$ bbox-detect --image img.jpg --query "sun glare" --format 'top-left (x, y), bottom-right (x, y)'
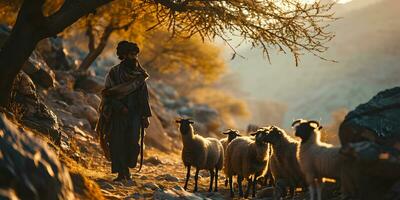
top-left (300, 0), bottom-right (353, 4)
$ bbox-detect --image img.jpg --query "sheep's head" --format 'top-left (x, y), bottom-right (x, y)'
top-left (251, 127), bottom-right (270, 146)
top-left (176, 118), bottom-right (194, 135)
top-left (222, 129), bottom-right (241, 142)
top-left (292, 119), bottom-right (322, 143)
top-left (264, 126), bottom-right (285, 145)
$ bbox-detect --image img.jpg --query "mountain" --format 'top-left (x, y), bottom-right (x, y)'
top-left (227, 0), bottom-right (400, 128)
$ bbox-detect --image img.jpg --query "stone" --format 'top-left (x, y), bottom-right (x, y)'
top-left (339, 87), bottom-right (400, 199)
top-left (7, 72), bottom-right (61, 144)
top-left (144, 182), bottom-right (160, 190)
top-left (156, 174), bottom-right (179, 182)
top-left (74, 75), bottom-right (104, 94)
top-left (86, 93), bottom-right (101, 110)
top-left (144, 156), bottom-right (163, 166)
top-left (36, 37), bottom-right (75, 70)
top-left (153, 186), bottom-right (207, 200)
top-left (55, 71), bottom-right (75, 90)
top-left (0, 114), bottom-right (74, 199)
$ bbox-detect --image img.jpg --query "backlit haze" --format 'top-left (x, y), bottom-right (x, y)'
top-left (221, 0), bottom-right (399, 128)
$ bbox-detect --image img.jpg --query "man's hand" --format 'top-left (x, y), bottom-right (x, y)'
top-left (141, 117), bottom-right (150, 128)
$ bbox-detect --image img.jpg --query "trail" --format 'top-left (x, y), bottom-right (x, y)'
top-left (77, 136), bottom-right (232, 199)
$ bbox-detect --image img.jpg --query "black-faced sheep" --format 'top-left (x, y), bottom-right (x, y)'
top-left (263, 126), bottom-right (306, 199)
top-left (293, 119), bottom-right (343, 200)
top-left (219, 129), bottom-right (241, 186)
top-left (176, 118), bottom-right (224, 192)
top-left (224, 128), bottom-right (270, 198)
top-left (220, 129), bottom-right (241, 151)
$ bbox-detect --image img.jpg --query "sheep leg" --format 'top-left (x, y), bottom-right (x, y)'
top-left (184, 166), bottom-right (191, 191)
top-left (308, 185), bottom-right (315, 200)
top-left (193, 168), bottom-right (199, 192)
top-left (229, 176), bottom-right (234, 197)
top-left (244, 177), bottom-right (251, 198)
top-left (289, 186), bottom-right (295, 199)
top-left (238, 175), bottom-right (244, 197)
top-left (252, 175), bottom-right (258, 197)
top-left (316, 179), bottom-right (322, 200)
top-left (214, 168), bottom-right (219, 192)
top-left (208, 169), bottom-right (215, 192)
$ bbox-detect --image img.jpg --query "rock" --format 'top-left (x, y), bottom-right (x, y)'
top-left (55, 71), bottom-right (75, 90)
top-left (339, 87), bottom-right (400, 199)
top-left (36, 37), bottom-right (75, 70)
top-left (144, 182), bottom-right (160, 190)
top-left (0, 114), bottom-right (74, 199)
top-left (7, 72), bottom-right (61, 144)
top-left (86, 93), bottom-right (101, 110)
top-left (153, 186), bottom-right (206, 200)
top-left (156, 174), bottom-right (179, 182)
top-left (57, 87), bottom-right (86, 105)
top-left (144, 156), bottom-right (163, 166)
top-left (74, 75), bottom-right (104, 94)
top-left (69, 105), bottom-right (98, 129)
top-left (22, 50), bottom-right (56, 89)
top-left (145, 114), bottom-right (173, 152)
top-left (339, 87), bottom-right (400, 145)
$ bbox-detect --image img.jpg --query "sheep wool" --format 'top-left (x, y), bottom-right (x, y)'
top-left (264, 126), bottom-right (305, 199)
top-left (176, 118), bottom-right (224, 193)
top-left (224, 129), bottom-right (270, 198)
top-left (293, 119), bottom-right (343, 200)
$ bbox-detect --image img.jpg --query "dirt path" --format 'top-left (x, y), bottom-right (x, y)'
top-left (79, 141), bottom-right (233, 200)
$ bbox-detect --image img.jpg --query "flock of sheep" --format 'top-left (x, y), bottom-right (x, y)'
top-left (175, 118), bottom-right (347, 200)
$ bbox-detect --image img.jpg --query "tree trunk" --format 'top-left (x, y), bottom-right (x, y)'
top-left (0, 1), bottom-right (45, 106)
top-left (0, 0), bottom-right (112, 107)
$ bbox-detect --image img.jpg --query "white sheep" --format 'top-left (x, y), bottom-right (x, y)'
top-left (263, 125), bottom-right (306, 199)
top-left (176, 118), bottom-right (224, 192)
top-left (224, 128), bottom-right (270, 198)
top-left (293, 119), bottom-right (343, 200)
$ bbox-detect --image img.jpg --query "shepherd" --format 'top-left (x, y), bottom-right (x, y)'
top-left (96, 41), bottom-right (151, 181)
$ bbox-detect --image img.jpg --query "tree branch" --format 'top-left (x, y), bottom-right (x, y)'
top-left (44, 0), bottom-right (113, 37)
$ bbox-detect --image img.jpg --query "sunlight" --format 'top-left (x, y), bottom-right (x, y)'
top-left (300, 0), bottom-right (353, 4)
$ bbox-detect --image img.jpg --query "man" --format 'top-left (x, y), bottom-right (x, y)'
top-left (96, 41), bottom-right (151, 181)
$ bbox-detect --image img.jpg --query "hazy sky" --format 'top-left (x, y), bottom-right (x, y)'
top-left (221, 0), bottom-right (399, 128)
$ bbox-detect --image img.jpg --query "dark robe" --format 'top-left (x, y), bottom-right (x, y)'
top-left (96, 60), bottom-right (151, 174)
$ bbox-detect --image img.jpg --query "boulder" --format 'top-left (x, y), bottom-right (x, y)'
top-left (55, 71), bottom-right (75, 90)
top-left (0, 114), bottom-right (74, 199)
top-left (69, 105), bottom-right (98, 129)
top-left (339, 87), bottom-right (400, 145)
top-left (36, 37), bottom-right (75, 70)
top-left (339, 87), bottom-right (400, 199)
top-left (22, 51), bottom-right (55, 89)
top-left (8, 72), bottom-right (61, 144)
top-left (145, 115), bottom-right (173, 152)
top-left (85, 93), bottom-right (101, 110)
top-left (74, 75), bottom-right (104, 94)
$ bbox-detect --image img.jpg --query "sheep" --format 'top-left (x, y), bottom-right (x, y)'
top-left (176, 118), bottom-right (224, 192)
top-left (292, 119), bottom-right (344, 200)
top-left (263, 125), bottom-right (306, 199)
top-left (224, 128), bottom-right (270, 198)
top-left (219, 129), bottom-right (241, 186)
top-left (220, 129), bottom-right (241, 151)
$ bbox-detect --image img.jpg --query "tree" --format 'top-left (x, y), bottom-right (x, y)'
top-left (0, 0), bottom-right (335, 106)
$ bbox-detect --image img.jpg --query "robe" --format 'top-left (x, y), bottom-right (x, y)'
top-left (96, 60), bottom-right (151, 173)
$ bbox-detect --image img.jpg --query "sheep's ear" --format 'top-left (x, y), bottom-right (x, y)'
top-left (188, 119), bottom-right (194, 124)
top-left (308, 120), bottom-right (320, 128)
top-left (318, 126), bottom-right (323, 130)
top-left (250, 131), bottom-right (260, 136)
top-left (175, 119), bottom-right (181, 123)
top-left (292, 119), bottom-right (303, 127)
